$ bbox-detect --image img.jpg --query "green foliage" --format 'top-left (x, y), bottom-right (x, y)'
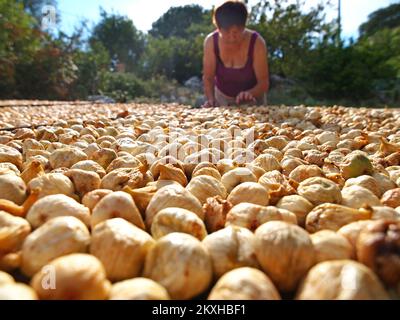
top-left (356, 27), bottom-right (400, 78)
top-left (359, 3), bottom-right (400, 38)
top-left (299, 44), bottom-right (375, 102)
top-left (98, 72), bottom-right (148, 102)
top-left (356, 26), bottom-right (400, 104)
top-left (15, 43), bottom-right (78, 100)
top-left (140, 36), bottom-right (201, 83)
top-left (0, 0), bottom-right (42, 96)
top-left (90, 9), bottom-right (145, 73)
top-left (248, 0), bottom-right (336, 78)
top-left (70, 42), bottom-right (110, 99)
top-left (0, 1), bottom-right (89, 99)
top-left (149, 5), bottom-right (209, 38)
top-left (298, 24), bottom-right (400, 104)
top-left (142, 6), bottom-right (213, 83)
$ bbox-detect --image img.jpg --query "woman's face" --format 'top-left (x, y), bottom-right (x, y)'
top-left (218, 25), bottom-right (245, 45)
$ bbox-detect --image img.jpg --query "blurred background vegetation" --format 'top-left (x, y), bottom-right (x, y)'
top-left (0, 0), bottom-right (399, 107)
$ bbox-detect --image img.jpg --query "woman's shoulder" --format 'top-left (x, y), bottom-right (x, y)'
top-left (246, 29), bottom-right (265, 41)
top-left (204, 31), bottom-right (218, 55)
top-left (204, 30), bottom-right (217, 50)
top-left (205, 30), bottom-right (218, 40)
top-left (246, 29), bottom-right (266, 48)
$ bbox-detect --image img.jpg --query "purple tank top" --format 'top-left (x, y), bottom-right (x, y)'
top-left (214, 31), bottom-right (258, 97)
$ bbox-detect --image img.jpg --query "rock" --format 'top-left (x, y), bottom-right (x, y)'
top-left (184, 77), bottom-right (203, 91)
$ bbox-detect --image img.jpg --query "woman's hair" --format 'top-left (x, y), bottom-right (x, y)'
top-left (213, 1), bottom-right (248, 30)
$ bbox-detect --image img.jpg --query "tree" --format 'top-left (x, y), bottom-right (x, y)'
top-left (0, 0), bottom-right (42, 97)
top-left (298, 44), bottom-right (376, 102)
top-left (355, 26), bottom-right (400, 104)
top-left (140, 36), bottom-right (198, 83)
top-left (141, 5), bottom-right (213, 83)
top-left (0, 0), bottom-right (90, 99)
top-left (90, 9), bottom-right (145, 73)
top-left (297, 24), bottom-right (400, 104)
top-left (247, 0), bottom-right (336, 78)
top-left (359, 3), bottom-right (400, 38)
top-left (149, 5), bottom-right (209, 38)
top-left (14, 43), bottom-right (78, 100)
top-left (70, 41), bottom-right (110, 99)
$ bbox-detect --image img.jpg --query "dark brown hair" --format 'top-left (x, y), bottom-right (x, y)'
top-left (213, 1), bottom-right (248, 30)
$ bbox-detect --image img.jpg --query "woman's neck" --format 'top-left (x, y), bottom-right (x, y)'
top-left (219, 29), bottom-right (248, 50)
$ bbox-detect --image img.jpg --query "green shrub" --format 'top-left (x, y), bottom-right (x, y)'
top-left (98, 72), bottom-right (148, 102)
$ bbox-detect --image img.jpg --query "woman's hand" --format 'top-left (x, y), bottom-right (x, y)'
top-left (236, 91), bottom-right (256, 105)
top-left (201, 100), bottom-right (216, 108)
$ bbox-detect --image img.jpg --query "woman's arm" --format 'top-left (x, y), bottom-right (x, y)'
top-left (237, 36), bottom-right (269, 104)
top-left (202, 35), bottom-right (217, 107)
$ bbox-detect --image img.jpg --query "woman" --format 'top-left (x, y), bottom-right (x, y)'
top-left (202, 0), bottom-right (269, 107)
